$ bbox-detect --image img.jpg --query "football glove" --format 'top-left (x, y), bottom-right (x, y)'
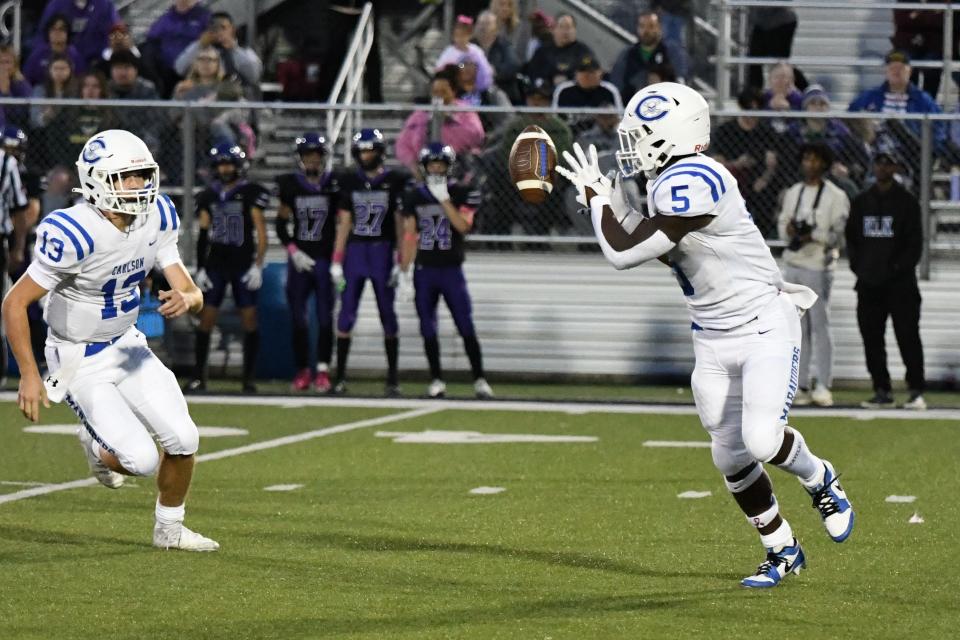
top-left (287, 244), bottom-right (316, 272)
top-left (557, 143), bottom-right (611, 200)
top-left (194, 268), bottom-right (213, 292)
top-left (388, 263), bottom-right (402, 288)
top-left (330, 261), bottom-right (345, 292)
top-left (425, 174), bottom-right (451, 203)
top-left (241, 264), bottom-right (262, 291)
top-left (397, 268), bottom-right (414, 302)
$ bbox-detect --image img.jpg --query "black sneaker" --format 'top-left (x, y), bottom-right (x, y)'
top-left (860, 390), bottom-right (894, 409)
top-left (183, 378), bottom-right (206, 394)
top-left (242, 380), bottom-right (257, 394)
top-left (384, 383), bottom-right (401, 398)
top-left (331, 380), bottom-right (348, 395)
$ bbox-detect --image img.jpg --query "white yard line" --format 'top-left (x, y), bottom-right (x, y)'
top-left (0, 407), bottom-right (440, 506)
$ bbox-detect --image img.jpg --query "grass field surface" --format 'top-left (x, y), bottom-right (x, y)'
top-left (1, 392), bottom-right (957, 639)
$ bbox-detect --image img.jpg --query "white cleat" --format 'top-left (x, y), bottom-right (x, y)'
top-left (902, 393), bottom-right (927, 410)
top-left (474, 377), bottom-right (494, 399)
top-left (806, 460), bottom-right (854, 543)
top-left (811, 384), bottom-right (834, 407)
top-left (427, 379), bottom-right (446, 398)
top-left (792, 389), bottom-right (812, 406)
top-left (153, 522), bottom-right (220, 552)
top-left (77, 426), bottom-right (124, 489)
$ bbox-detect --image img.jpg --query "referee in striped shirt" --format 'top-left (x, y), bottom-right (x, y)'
top-left (0, 145), bottom-right (28, 383)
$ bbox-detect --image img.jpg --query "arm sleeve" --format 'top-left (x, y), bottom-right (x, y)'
top-left (470, 44), bottom-right (494, 92)
top-left (777, 186), bottom-right (794, 242)
top-left (155, 194), bottom-right (182, 269)
top-left (899, 197), bottom-right (924, 270)
top-left (650, 172), bottom-right (722, 217)
top-left (845, 199), bottom-right (860, 272)
top-left (174, 40), bottom-right (200, 77)
top-left (196, 227), bottom-right (209, 270)
top-left (230, 47), bottom-right (263, 85)
top-left (591, 195), bottom-right (676, 270)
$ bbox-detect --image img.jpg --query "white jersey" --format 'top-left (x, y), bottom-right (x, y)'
top-left (646, 155), bottom-right (782, 330)
top-left (27, 194), bottom-right (182, 344)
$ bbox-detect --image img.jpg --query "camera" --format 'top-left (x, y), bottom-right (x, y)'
top-left (788, 220), bottom-right (814, 251)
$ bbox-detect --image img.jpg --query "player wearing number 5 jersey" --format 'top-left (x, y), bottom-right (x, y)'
top-left (558, 83), bottom-right (854, 588)
top-left (399, 143), bottom-right (493, 400)
top-left (1, 129), bottom-right (218, 551)
top-left (331, 129), bottom-right (410, 397)
top-left (275, 133), bottom-right (342, 392)
top-left (188, 143), bottom-right (269, 394)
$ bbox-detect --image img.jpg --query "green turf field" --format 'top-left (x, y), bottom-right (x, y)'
top-left (1, 396), bottom-right (958, 639)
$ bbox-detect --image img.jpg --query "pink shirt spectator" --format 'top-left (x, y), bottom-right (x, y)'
top-left (396, 101), bottom-right (485, 170)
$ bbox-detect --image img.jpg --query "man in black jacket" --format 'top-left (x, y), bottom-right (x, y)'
top-left (845, 151), bottom-right (926, 410)
top-left (610, 11), bottom-right (674, 101)
top-left (524, 13), bottom-right (595, 87)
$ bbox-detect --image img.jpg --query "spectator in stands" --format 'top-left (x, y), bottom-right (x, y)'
top-left (746, 5), bottom-right (800, 90)
top-left (610, 12), bottom-right (673, 103)
top-left (0, 45), bottom-right (32, 129)
top-left (763, 62), bottom-right (803, 111)
top-left (490, 0), bottom-right (520, 44)
top-left (525, 10), bottom-right (555, 62)
top-left (575, 103), bottom-right (621, 174)
top-left (846, 150), bottom-right (926, 410)
top-left (525, 13), bottom-right (595, 86)
top-left (30, 54), bottom-right (79, 130)
top-left (95, 21), bottom-right (143, 78)
top-left (143, 0), bottom-right (211, 97)
top-left (313, 1), bottom-right (384, 103)
top-left (790, 84), bottom-right (870, 189)
top-left (108, 50), bottom-right (161, 152)
top-left (175, 11), bottom-right (263, 92)
top-left (651, 1), bottom-right (690, 81)
top-left (553, 56), bottom-right (623, 135)
top-left (48, 70), bottom-right (118, 168)
top-left (436, 15), bottom-right (495, 94)
top-left (499, 78), bottom-right (573, 165)
top-left (453, 61), bottom-right (511, 136)
top-left (892, 1), bottom-right (950, 101)
top-left (848, 50), bottom-right (946, 161)
top-left (23, 14), bottom-right (87, 87)
top-left (474, 10), bottom-right (523, 104)
top-left (711, 87), bottom-right (793, 237)
top-left (777, 142), bottom-right (850, 408)
top-left (396, 70), bottom-right (485, 175)
top-left (32, 0), bottom-right (118, 70)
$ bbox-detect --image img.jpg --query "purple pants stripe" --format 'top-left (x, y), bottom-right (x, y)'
top-left (414, 264), bottom-right (475, 339)
top-left (337, 241), bottom-right (398, 335)
top-left (286, 258), bottom-right (335, 329)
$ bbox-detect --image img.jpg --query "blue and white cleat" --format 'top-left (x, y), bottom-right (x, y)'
top-left (741, 538), bottom-right (806, 588)
top-left (807, 460), bottom-right (854, 542)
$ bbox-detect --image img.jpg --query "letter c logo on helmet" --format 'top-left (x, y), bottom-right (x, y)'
top-left (635, 95), bottom-right (670, 122)
top-left (82, 138), bottom-right (107, 164)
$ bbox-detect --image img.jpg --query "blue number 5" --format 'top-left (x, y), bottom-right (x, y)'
top-left (670, 185), bottom-right (690, 212)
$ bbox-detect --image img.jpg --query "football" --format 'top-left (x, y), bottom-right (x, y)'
top-left (509, 125), bottom-right (557, 204)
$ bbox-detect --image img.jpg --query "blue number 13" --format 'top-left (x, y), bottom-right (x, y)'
top-left (101, 270), bottom-right (147, 319)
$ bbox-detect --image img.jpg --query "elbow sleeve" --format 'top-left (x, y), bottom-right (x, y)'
top-left (591, 195), bottom-right (676, 269)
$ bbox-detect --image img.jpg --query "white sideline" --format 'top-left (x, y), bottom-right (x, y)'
top-left (0, 407), bottom-right (440, 506)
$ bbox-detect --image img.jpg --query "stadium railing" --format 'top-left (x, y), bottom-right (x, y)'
top-left (2, 96), bottom-right (957, 279)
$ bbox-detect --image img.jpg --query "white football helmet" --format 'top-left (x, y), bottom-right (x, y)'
top-left (75, 129), bottom-right (160, 215)
top-left (616, 82), bottom-right (711, 178)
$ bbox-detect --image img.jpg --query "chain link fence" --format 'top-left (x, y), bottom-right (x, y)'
top-left (4, 98), bottom-right (960, 270)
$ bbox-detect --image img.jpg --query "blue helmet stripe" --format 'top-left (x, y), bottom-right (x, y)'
top-left (40, 218), bottom-right (85, 259)
top-left (47, 211), bottom-right (94, 255)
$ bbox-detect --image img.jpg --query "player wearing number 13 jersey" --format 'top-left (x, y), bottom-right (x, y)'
top-left (558, 83), bottom-right (853, 588)
top-left (1, 129), bottom-right (218, 551)
top-left (275, 132), bottom-right (342, 392)
top-left (399, 142), bottom-right (493, 400)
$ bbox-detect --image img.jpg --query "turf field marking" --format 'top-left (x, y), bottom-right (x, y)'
top-left (469, 486), bottom-right (506, 495)
top-left (886, 495), bottom-right (917, 503)
top-left (0, 481), bottom-right (50, 487)
top-left (374, 430), bottom-right (598, 444)
top-left (23, 424), bottom-right (250, 438)
top-left (0, 407), bottom-right (440, 506)
top-left (644, 440), bottom-right (711, 448)
top-left (909, 513), bottom-right (925, 524)
top-left (677, 490), bottom-right (712, 499)
top-left (263, 484), bottom-right (304, 492)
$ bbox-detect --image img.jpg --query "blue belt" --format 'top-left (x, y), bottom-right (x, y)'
top-left (691, 316), bottom-right (758, 332)
top-left (84, 335), bottom-right (122, 357)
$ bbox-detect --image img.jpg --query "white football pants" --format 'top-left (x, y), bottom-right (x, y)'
top-left (46, 327), bottom-right (199, 476)
top-left (690, 293), bottom-right (803, 476)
